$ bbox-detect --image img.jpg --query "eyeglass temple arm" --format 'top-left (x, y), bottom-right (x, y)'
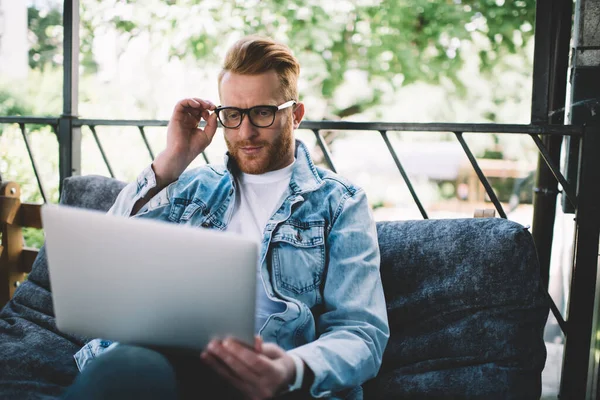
top-left (277, 100), bottom-right (296, 110)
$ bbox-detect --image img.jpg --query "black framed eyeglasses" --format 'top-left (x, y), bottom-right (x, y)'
top-left (215, 100), bottom-right (296, 129)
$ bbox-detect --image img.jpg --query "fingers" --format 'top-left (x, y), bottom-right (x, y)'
top-left (183, 110), bottom-right (201, 127)
top-left (175, 97), bottom-right (216, 139)
top-left (203, 340), bottom-right (262, 383)
top-left (202, 111), bottom-right (219, 139)
top-left (192, 97), bottom-right (216, 110)
top-left (201, 109), bottom-right (210, 121)
top-left (174, 98), bottom-right (216, 120)
top-left (254, 335), bottom-right (263, 352)
top-left (201, 338), bottom-right (286, 400)
top-left (223, 339), bottom-right (269, 373)
top-left (176, 98), bottom-right (215, 110)
top-left (260, 343), bottom-right (286, 359)
top-left (200, 351), bottom-right (254, 395)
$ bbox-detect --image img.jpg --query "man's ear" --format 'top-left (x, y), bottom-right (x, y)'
top-left (292, 103), bottom-right (305, 129)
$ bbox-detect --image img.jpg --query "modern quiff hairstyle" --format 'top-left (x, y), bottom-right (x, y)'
top-left (218, 36), bottom-right (300, 102)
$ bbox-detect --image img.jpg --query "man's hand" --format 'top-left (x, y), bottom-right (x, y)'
top-left (201, 336), bottom-right (296, 400)
top-left (153, 98), bottom-right (218, 186)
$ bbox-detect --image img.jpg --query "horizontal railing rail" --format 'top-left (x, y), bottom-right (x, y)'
top-left (0, 117), bottom-right (587, 135)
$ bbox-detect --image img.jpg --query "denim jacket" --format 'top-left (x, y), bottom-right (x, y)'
top-left (74, 140), bottom-right (389, 398)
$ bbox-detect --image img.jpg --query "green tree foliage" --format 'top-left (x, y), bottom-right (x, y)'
top-left (0, 89), bottom-right (31, 118)
top-left (28, 0), bottom-right (535, 118)
top-left (27, 6), bottom-right (62, 69)
top-left (28, 4), bottom-right (97, 72)
top-left (0, 88), bottom-right (32, 136)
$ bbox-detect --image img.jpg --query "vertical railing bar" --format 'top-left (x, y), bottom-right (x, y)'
top-left (312, 129), bottom-right (337, 173)
top-left (137, 126), bottom-right (155, 161)
top-left (89, 125), bottom-right (115, 178)
top-left (59, 0), bottom-right (80, 196)
top-left (530, 133), bottom-right (577, 208)
top-left (454, 132), bottom-right (507, 219)
top-left (560, 124), bottom-right (600, 398)
top-left (201, 152), bottom-right (210, 164)
top-left (18, 123), bottom-right (48, 203)
top-left (380, 130), bottom-right (429, 219)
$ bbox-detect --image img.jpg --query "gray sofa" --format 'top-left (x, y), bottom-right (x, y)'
top-left (0, 175), bottom-right (549, 399)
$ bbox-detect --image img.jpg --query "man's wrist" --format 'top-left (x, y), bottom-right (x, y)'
top-left (152, 152), bottom-right (186, 187)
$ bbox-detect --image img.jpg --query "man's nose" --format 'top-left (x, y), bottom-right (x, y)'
top-left (238, 115), bottom-right (258, 140)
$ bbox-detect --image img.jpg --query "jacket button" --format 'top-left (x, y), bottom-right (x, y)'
top-left (201, 222), bottom-right (210, 228)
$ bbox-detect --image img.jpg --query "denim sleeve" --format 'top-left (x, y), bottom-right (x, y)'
top-left (288, 189), bottom-right (390, 397)
top-left (107, 164), bottom-right (172, 217)
top-left (73, 339), bottom-right (120, 372)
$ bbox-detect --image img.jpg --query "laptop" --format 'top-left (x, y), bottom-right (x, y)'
top-left (41, 204), bottom-right (258, 352)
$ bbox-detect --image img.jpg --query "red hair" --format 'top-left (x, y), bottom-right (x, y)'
top-left (218, 36), bottom-right (300, 101)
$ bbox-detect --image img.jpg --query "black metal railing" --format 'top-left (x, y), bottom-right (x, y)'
top-left (0, 116), bottom-right (583, 218)
top-left (0, 117), bottom-right (58, 203)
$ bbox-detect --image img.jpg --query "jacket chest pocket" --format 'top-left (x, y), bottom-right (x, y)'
top-left (270, 221), bottom-right (325, 307)
top-left (169, 199), bottom-right (206, 224)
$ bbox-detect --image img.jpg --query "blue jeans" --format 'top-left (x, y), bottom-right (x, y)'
top-left (61, 345), bottom-right (303, 400)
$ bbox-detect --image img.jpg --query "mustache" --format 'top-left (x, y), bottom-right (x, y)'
top-left (233, 140), bottom-right (270, 149)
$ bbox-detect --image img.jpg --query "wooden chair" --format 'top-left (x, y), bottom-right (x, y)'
top-left (473, 208), bottom-right (496, 218)
top-left (0, 181), bottom-right (42, 308)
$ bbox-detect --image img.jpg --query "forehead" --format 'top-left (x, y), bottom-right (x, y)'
top-left (219, 70), bottom-right (283, 107)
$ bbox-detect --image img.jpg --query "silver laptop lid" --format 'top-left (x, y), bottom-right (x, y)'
top-left (42, 204), bottom-right (258, 351)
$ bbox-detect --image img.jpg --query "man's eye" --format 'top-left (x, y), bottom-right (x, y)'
top-left (226, 111), bottom-right (241, 120)
top-left (253, 108), bottom-right (272, 117)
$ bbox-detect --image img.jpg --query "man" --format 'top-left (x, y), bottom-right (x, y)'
top-left (63, 36), bottom-right (389, 400)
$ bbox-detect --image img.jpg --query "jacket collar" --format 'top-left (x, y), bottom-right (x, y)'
top-left (223, 139), bottom-right (323, 195)
top-left (289, 139), bottom-right (323, 195)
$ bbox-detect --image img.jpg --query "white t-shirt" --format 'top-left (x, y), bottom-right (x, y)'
top-left (226, 160), bottom-right (295, 333)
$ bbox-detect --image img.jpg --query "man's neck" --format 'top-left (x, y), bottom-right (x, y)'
top-left (238, 159), bottom-right (296, 184)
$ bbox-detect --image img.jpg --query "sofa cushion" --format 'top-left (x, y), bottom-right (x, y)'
top-left (365, 218), bottom-right (549, 399)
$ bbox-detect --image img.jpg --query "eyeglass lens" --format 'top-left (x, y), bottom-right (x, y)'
top-left (219, 106), bottom-right (275, 128)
